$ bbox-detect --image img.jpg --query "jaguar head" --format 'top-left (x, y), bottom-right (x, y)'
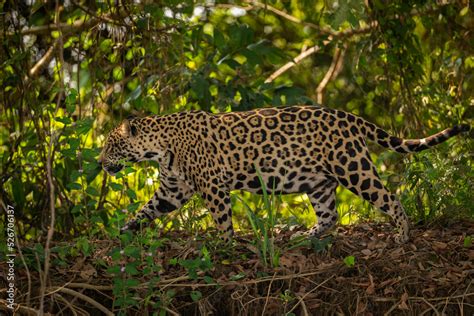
top-left (98, 119), bottom-right (140, 175)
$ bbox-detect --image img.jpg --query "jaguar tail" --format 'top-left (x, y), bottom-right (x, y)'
top-left (363, 122), bottom-right (470, 153)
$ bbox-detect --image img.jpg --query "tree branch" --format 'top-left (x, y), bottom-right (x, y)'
top-left (26, 40), bottom-right (59, 80)
top-left (6, 17), bottom-right (99, 37)
top-left (316, 45), bottom-right (347, 104)
top-left (244, 0), bottom-right (377, 38)
top-left (39, 3), bottom-right (64, 314)
top-left (265, 45), bottom-right (320, 83)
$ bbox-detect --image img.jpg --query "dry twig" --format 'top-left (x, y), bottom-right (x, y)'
top-left (46, 287), bottom-right (114, 316)
top-left (38, 3), bottom-right (63, 314)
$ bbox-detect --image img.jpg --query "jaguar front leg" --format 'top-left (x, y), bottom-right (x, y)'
top-left (121, 176), bottom-right (194, 233)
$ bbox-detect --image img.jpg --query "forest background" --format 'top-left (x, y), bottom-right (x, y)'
top-left (0, 0), bottom-right (473, 315)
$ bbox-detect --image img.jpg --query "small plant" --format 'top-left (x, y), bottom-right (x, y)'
top-left (464, 236), bottom-right (472, 248)
top-left (401, 151), bottom-right (473, 223)
top-left (289, 235), bottom-right (333, 253)
top-left (107, 223), bottom-right (168, 314)
top-left (171, 245), bottom-right (214, 280)
top-left (239, 167), bottom-right (281, 268)
top-left (343, 255), bottom-right (356, 267)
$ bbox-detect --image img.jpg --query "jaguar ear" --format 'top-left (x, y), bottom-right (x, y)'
top-left (119, 119), bottom-right (138, 137)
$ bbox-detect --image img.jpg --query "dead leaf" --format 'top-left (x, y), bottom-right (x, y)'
top-left (398, 292), bottom-right (410, 310)
top-left (80, 264), bottom-right (97, 280)
top-left (417, 262), bottom-right (425, 270)
top-left (357, 300), bottom-right (367, 313)
top-left (71, 257), bottom-right (85, 271)
top-left (245, 244), bottom-right (260, 255)
top-left (389, 247), bottom-right (405, 258)
top-left (432, 241), bottom-right (448, 251)
top-left (366, 274), bottom-right (375, 295)
top-left (384, 287), bottom-right (395, 295)
top-left (279, 256), bottom-right (294, 268)
top-left (361, 249), bottom-right (372, 256)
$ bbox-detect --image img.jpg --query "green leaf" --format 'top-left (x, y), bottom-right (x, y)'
top-left (61, 148), bottom-right (77, 158)
top-left (221, 57), bottom-right (241, 70)
top-left (99, 39), bottom-right (113, 52)
top-left (82, 148), bottom-right (99, 161)
top-left (465, 56), bottom-right (474, 69)
top-left (241, 48), bottom-right (262, 67)
top-left (110, 182), bottom-right (123, 191)
top-left (11, 177), bottom-right (25, 208)
top-left (343, 255), bottom-right (355, 267)
top-left (75, 118), bottom-right (94, 135)
top-left (203, 276), bottom-right (215, 284)
top-left (190, 74), bottom-right (211, 107)
top-left (229, 272), bottom-right (246, 281)
top-left (83, 160), bottom-right (99, 172)
top-left (113, 66), bottom-right (124, 80)
top-left (67, 182), bottom-right (82, 190)
top-left (107, 265), bottom-right (121, 274)
top-left (85, 164), bottom-right (102, 183)
top-left (68, 138), bottom-right (80, 150)
top-left (127, 202), bottom-right (141, 213)
top-left (125, 278), bottom-right (140, 287)
top-left (65, 89), bottom-right (77, 114)
top-left (166, 289), bottom-right (176, 299)
top-left (85, 186), bottom-right (100, 196)
top-left (125, 263), bottom-right (139, 275)
top-left (459, 6), bottom-right (469, 17)
top-left (76, 237), bottom-right (90, 255)
top-left (169, 258), bottom-right (178, 265)
top-left (464, 236), bottom-right (472, 248)
top-left (71, 205), bottom-right (83, 214)
top-left (124, 245), bottom-right (141, 258)
top-left (55, 116), bottom-right (72, 125)
top-left (126, 189), bottom-right (137, 200)
top-left (190, 290), bottom-right (202, 302)
top-left (213, 29), bottom-right (226, 50)
top-left (229, 24), bottom-right (253, 49)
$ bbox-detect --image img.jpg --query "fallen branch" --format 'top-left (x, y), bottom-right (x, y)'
top-left (66, 282), bottom-right (114, 291)
top-left (287, 275), bottom-right (335, 314)
top-left (261, 272), bottom-right (277, 315)
top-left (0, 299), bottom-right (39, 316)
top-left (46, 287), bottom-right (114, 316)
top-left (54, 293), bottom-right (80, 316)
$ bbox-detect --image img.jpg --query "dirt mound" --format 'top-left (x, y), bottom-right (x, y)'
top-left (1, 221), bottom-right (473, 315)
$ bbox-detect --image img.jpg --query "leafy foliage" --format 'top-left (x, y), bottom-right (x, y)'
top-left (0, 1), bottom-right (473, 314)
top-left (0, 0), bottom-right (473, 269)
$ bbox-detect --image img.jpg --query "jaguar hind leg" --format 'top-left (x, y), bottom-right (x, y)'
top-left (202, 186), bottom-right (234, 242)
top-left (337, 153), bottom-right (410, 243)
top-left (291, 178), bottom-right (338, 239)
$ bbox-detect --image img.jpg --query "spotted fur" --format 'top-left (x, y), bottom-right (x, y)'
top-left (98, 106), bottom-right (469, 243)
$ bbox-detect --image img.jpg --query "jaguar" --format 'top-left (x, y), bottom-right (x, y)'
top-left (98, 105), bottom-right (469, 243)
